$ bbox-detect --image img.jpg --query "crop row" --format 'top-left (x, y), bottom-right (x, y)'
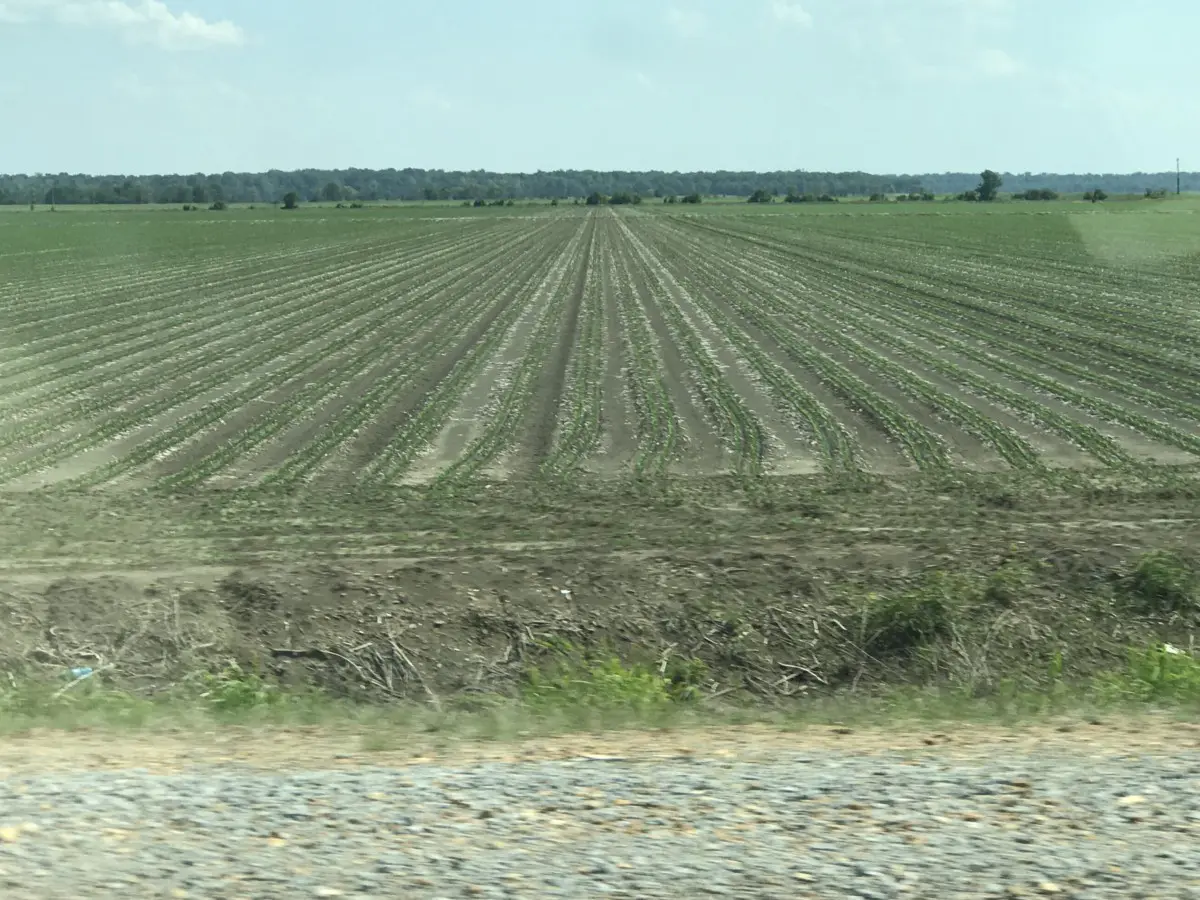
top-left (615, 217), bottom-right (768, 479)
top-left (673, 218), bottom-right (1193, 470)
top-left (738, 238), bottom-right (1200, 462)
top-left (634, 220), bottom-right (947, 473)
top-left (691, 218), bottom-right (1199, 466)
top-left (426, 218), bottom-right (596, 488)
top-left (342, 219), bottom-right (586, 488)
top-left (163, 222), bottom-right (571, 489)
top-left (0, 220), bottom-right (557, 486)
top-left (652, 219), bottom-right (1046, 470)
top-left (727, 217), bottom-right (1200, 388)
top-left (540, 218), bottom-right (607, 478)
top-left (0, 229), bottom-right (486, 418)
top-left (603, 219), bottom-right (683, 477)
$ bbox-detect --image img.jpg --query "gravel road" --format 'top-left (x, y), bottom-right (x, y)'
top-left (1, 724), bottom-right (1198, 899)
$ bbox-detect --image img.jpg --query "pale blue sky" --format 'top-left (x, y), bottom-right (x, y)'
top-left (0, 0), bottom-right (1194, 175)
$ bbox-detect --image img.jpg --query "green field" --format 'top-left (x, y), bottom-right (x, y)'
top-left (2, 199), bottom-right (1199, 700)
top-left (3, 198), bottom-right (1200, 489)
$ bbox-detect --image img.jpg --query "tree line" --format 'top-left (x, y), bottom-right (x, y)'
top-left (0, 167), bottom-right (1191, 206)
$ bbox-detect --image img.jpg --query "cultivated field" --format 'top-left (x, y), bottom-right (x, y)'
top-left (3, 200), bottom-right (1200, 700)
top-left (3, 200), bottom-right (1200, 491)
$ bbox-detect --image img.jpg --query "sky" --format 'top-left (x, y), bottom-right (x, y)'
top-left (0, 0), bottom-right (1196, 176)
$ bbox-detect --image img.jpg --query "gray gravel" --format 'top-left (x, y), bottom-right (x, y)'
top-left (1, 749), bottom-right (1198, 899)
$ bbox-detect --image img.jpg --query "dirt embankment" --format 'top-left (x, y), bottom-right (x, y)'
top-left (2, 474), bottom-right (1198, 701)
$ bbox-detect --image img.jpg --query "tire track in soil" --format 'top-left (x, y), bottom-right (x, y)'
top-left (521, 213), bottom-right (597, 474)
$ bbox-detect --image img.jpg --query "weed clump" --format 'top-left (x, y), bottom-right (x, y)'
top-left (522, 638), bottom-right (707, 714)
top-left (983, 563), bottom-right (1032, 607)
top-left (1096, 643), bottom-right (1200, 704)
top-left (864, 573), bottom-right (958, 656)
top-left (1121, 551), bottom-right (1196, 614)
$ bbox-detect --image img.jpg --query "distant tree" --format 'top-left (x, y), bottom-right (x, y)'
top-left (209, 200), bottom-right (228, 211)
top-left (869, 192), bottom-right (887, 202)
top-left (282, 191), bottom-right (299, 210)
top-left (191, 184), bottom-right (208, 205)
top-left (585, 191), bottom-right (605, 206)
top-left (321, 182), bottom-right (343, 203)
top-left (977, 169), bottom-right (1003, 202)
top-left (609, 191), bottom-right (638, 205)
top-left (1083, 189), bottom-right (1108, 203)
top-left (1145, 188), bottom-right (1168, 199)
top-left (748, 189), bottom-right (774, 204)
top-left (681, 193), bottom-right (702, 204)
top-left (957, 189), bottom-right (980, 202)
top-left (817, 193), bottom-right (838, 203)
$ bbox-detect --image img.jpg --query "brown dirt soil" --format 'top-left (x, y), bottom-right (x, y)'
top-left (1, 471), bottom-right (1198, 701)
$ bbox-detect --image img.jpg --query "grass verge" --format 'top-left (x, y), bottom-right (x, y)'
top-left (2, 642), bottom-right (1198, 743)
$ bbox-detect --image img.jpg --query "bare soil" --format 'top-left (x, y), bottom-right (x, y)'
top-left (2, 472), bottom-right (1197, 702)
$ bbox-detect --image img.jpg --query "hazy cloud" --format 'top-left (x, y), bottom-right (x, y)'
top-left (940, 0), bottom-right (1013, 30)
top-left (976, 47), bottom-right (1024, 77)
top-left (0, 0), bottom-right (244, 48)
top-left (406, 86), bottom-right (454, 113)
top-left (664, 5), bottom-right (706, 38)
top-left (769, 1), bottom-right (812, 28)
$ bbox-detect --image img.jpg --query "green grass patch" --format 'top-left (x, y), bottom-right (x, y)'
top-left (2, 642), bottom-right (1197, 739)
top-left (1120, 550), bottom-right (1198, 614)
top-left (862, 572), bottom-right (962, 656)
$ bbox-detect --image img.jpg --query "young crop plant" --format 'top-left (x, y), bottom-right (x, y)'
top-left (431, 220), bottom-right (594, 489)
top-left (541, 224), bottom-right (607, 479)
top-left (356, 231), bottom-right (572, 487)
top-left (615, 217), bottom-right (768, 481)
top-left (606, 229), bottom-right (683, 478)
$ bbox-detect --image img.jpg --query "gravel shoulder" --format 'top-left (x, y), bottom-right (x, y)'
top-left (1, 719), bottom-right (1198, 899)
